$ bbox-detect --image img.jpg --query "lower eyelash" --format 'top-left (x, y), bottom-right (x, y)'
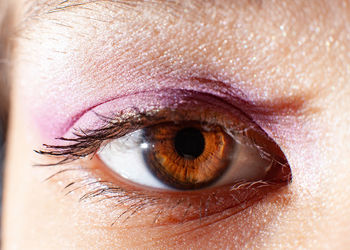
top-left (42, 163), bottom-right (290, 227)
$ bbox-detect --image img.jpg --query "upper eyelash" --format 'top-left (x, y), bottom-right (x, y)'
top-left (34, 111), bottom-right (167, 165)
top-left (34, 109), bottom-right (290, 185)
top-left (35, 109), bottom-right (249, 165)
top-left (35, 109), bottom-right (269, 164)
top-left (35, 90), bottom-right (267, 166)
top-left (34, 108), bottom-right (291, 226)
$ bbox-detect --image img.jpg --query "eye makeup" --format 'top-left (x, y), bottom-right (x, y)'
top-left (62, 89), bottom-right (254, 139)
top-left (28, 78), bottom-right (252, 142)
top-left (36, 87), bottom-right (291, 225)
top-left (29, 76), bottom-right (302, 146)
top-left (37, 89), bottom-right (255, 161)
top-left (18, 0), bottom-right (298, 229)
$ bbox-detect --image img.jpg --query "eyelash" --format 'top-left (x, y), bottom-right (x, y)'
top-left (35, 111), bottom-right (158, 165)
top-left (44, 164), bottom-right (287, 227)
top-left (35, 103), bottom-right (291, 226)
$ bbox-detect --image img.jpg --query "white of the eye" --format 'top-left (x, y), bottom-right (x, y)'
top-left (214, 141), bottom-right (272, 186)
top-left (98, 130), bottom-right (273, 190)
top-left (98, 130), bottom-right (169, 189)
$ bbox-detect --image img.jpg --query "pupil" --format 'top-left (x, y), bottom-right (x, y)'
top-left (174, 127), bottom-right (205, 159)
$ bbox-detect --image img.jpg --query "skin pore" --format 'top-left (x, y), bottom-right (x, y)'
top-left (3, 0), bottom-right (350, 249)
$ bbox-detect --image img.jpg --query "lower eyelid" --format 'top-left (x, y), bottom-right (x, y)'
top-left (41, 152), bottom-right (290, 227)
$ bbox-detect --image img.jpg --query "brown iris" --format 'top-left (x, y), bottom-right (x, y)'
top-left (142, 122), bottom-right (235, 190)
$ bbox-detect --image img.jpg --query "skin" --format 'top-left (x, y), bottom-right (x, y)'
top-left (3, 0), bottom-right (350, 249)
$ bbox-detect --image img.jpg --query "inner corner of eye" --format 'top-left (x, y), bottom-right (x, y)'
top-left (97, 120), bottom-right (291, 191)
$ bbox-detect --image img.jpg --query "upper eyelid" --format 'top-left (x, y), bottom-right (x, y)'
top-left (37, 88), bottom-right (250, 141)
top-left (34, 89), bottom-right (260, 163)
top-left (71, 87), bottom-right (306, 140)
top-left (22, 72), bottom-right (310, 146)
top-left (35, 89), bottom-right (289, 178)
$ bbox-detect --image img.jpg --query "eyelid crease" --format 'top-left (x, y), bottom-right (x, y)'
top-left (190, 77), bottom-right (314, 117)
top-left (40, 87), bottom-right (253, 143)
top-left (37, 81), bottom-right (310, 145)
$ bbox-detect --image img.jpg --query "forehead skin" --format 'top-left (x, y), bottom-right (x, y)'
top-left (3, 0), bottom-right (350, 249)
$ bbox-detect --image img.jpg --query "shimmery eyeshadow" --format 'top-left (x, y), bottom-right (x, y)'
top-left (60, 89), bottom-right (256, 143)
top-left (24, 77), bottom-right (257, 143)
top-left (24, 73), bottom-right (304, 146)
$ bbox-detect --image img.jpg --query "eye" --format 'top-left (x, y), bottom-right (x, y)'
top-left (98, 121), bottom-right (275, 190)
top-left (37, 91), bottom-right (291, 224)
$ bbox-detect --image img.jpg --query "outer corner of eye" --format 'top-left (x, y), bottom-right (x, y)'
top-left (97, 120), bottom-right (291, 192)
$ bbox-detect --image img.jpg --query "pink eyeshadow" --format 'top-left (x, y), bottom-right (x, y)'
top-left (26, 77), bottom-right (256, 144)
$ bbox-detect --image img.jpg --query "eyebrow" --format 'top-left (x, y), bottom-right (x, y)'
top-left (49, 0), bottom-right (169, 12)
top-left (24, 0), bottom-right (185, 19)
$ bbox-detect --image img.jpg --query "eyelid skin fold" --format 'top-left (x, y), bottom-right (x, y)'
top-left (28, 76), bottom-right (306, 145)
top-left (56, 89), bottom-right (256, 143)
top-left (36, 88), bottom-right (257, 163)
